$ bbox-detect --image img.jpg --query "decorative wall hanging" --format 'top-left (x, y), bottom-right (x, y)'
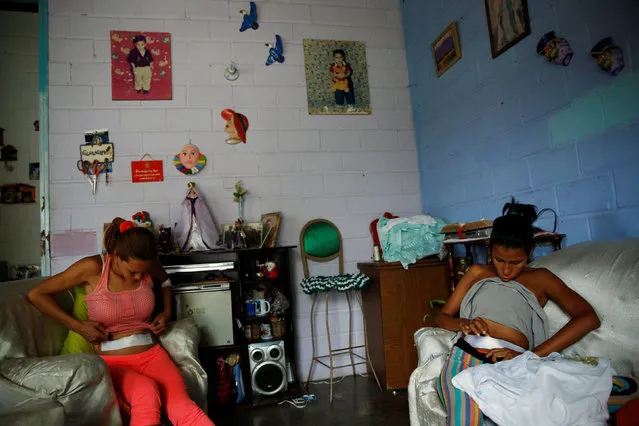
top-left (224, 63), bottom-right (240, 81)
top-left (221, 109), bottom-right (249, 144)
top-left (484, 0), bottom-right (531, 59)
top-left (0, 128), bottom-right (18, 171)
top-left (239, 2), bottom-right (259, 32)
top-left (29, 162), bottom-right (40, 180)
top-left (590, 37), bottom-right (625, 76)
top-left (303, 39), bottom-right (372, 115)
top-left (110, 31), bottom-right (172, 100)
top-left (174, 182), bottom-right (221, 252)
top-left (78, 129), bottom-right (113, 194)
top-left (0, 183), bottom-right (36, 204)
top-left (431, 22), bottom-right (462, 77)
top-left (173, 143), bottom-right (206, 175)
top-left (537, 31), bottom-right (573, 66)
top-left (131, 154), bottom-right (164, 183)
top-left (265, 34), bottom-right (285, 66)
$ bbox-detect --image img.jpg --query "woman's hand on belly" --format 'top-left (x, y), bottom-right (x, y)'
top-left (460, 317), bottom-right (490, 336)
top-left (461, 317), bottom-right (529, 350)
top-left (74, 320), bottom-right (109, 343)
top-left (485, 347), bottom-right (522, 363)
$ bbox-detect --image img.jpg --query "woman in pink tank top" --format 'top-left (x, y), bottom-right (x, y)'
top-left (28, 218), bottom-right (214, 426)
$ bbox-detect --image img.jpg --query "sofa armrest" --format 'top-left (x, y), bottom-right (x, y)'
top-left (409, 327), bottom-right (456, 426)
top-left (160, 319), bottom-right (208, 413)
top-left (0, 354), bottom-right (121, 426)
top-left (414, 327), bottom-right (457, 367)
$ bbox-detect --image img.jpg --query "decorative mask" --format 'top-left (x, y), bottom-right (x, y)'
top-left (173, 143), bottom-right (206, 175)
top-left (221, 109), bottom-right (249, 145)
top-left (590, 37), bottom-right (625, 76)
top-left (536, 31), bottom-right (573, 66)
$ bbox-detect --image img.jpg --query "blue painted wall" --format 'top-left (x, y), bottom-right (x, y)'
top-left (402, 0), bottom-right (639, 246)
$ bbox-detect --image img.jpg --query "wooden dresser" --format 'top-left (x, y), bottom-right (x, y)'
top-left (358, 257), bottom-right (450, 390)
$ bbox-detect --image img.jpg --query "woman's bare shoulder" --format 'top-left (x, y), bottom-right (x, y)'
top-left (72, 255), bottom-right (103, 279)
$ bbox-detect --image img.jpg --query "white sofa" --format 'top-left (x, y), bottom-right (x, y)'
top-left (408, 239), bottom-right (639, 426)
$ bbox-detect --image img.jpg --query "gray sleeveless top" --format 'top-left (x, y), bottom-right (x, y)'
top-left (459, 277), bottom-right (549, 349)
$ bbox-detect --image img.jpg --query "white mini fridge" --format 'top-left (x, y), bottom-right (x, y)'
top-left (173, 282), bottom-right (234, 347)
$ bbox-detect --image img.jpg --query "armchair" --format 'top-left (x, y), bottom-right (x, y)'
top-left (0, 277), bottom-right (207, 426)
top-left (408, 239), bottom-right (639, 426)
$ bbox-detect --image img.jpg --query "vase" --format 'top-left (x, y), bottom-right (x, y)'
top-left (537, 31), bottom-right (573, 66)
top-left (590, 37), bottom-right (625, 76)
top-left (238, 197), bottom-right (245, 221)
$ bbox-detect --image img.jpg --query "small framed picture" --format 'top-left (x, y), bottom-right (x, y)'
top-left (260, 212), bottom-right (281, 248)
top-left (484, 0), bottom-right (531, 59)
top-left (431, 22), bottom-right (462, 77)
top-left (222, 222), bottom-right (263, 249)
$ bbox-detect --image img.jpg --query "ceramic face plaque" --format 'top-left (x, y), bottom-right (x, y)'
top-left (173, 143), bottom-right (206, 175)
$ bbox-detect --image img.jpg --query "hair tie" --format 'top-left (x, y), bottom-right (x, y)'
top-left (119, 221), bottom-right (136, 233)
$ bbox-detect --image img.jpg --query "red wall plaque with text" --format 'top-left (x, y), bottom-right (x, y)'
top-left (131, 160), bottom-right (164, 183)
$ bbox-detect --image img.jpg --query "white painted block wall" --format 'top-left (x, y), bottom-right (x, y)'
top-left (0, 11), bottom-right (41, 273)
top-left (48, 0), bottom-right (418, 380)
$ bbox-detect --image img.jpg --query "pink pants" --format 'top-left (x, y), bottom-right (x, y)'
top-left (101, 344), bottom-right (214, 426)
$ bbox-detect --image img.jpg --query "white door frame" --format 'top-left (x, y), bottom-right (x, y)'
top-left (38, 0), bottom-right (50, 275)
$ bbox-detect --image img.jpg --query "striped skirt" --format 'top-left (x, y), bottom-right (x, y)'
top-left (438, 345), bottom-right (486, 426)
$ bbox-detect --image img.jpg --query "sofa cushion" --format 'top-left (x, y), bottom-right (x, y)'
top-left (530, 238), bottom-right (639, 378)
top-left (0, 354), bottom-right (120, 426)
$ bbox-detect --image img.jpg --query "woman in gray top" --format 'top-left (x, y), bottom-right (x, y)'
top-left (435, 199), bottom-right (600, 426)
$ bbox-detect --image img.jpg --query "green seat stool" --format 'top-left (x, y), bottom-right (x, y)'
top-left (300, 219), bottom-right (382, 403)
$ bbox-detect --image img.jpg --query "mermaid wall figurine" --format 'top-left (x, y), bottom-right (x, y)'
top-left (174, 182), bottom-right (220, 252)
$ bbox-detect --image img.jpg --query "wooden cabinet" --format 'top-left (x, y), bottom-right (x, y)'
top-left (358, 258), bottom-right (450, 390)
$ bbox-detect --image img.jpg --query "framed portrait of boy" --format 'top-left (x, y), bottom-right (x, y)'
top-left (484, 0), bottom-right (531, 58)
top-left (110, 31), bottom-right (173, 100)
top-left (303, 39), bottom-right (371, 115)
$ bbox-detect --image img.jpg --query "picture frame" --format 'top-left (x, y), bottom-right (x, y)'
top-left (484, 0), bottom-right (531, 59)
top-left (222, 222), bottom-right (263, 249)
top-left (260, 212), bottom-right (281, 248)
top-left (303, 39), bottom-right (372, 115)
top-left (110, 31), bottom-right (173, 101)
top-left (431, 22), bottom-right (462, 77)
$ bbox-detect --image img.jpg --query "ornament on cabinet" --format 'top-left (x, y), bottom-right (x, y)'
top-left (239, 2), bottom-right (259, 32)
top-left (265, 34), bottom-right (285, 66)
top-left (590, 37), bottom-right (625, 76)
top-left (536, 31), bottom-right (573, 66)
top-left (221, 109), bottom-right (249, 145)
top-left (174, 182), bottom-right (221, 252)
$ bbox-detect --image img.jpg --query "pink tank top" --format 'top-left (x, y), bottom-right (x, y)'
top-left (85, 254), bottom-right (155, 335)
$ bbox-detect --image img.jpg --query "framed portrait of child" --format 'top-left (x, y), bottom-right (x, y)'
top-left (110, 31), bottom-right (173, 101)
top-left (303, 39), bottom-right (371, 115)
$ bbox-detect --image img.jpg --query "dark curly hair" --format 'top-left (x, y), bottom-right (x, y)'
top-left (490, 198), bottom-right (538, 254)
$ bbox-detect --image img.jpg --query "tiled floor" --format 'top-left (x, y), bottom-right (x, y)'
top-left (212, 375), bottom-right (410, 426)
